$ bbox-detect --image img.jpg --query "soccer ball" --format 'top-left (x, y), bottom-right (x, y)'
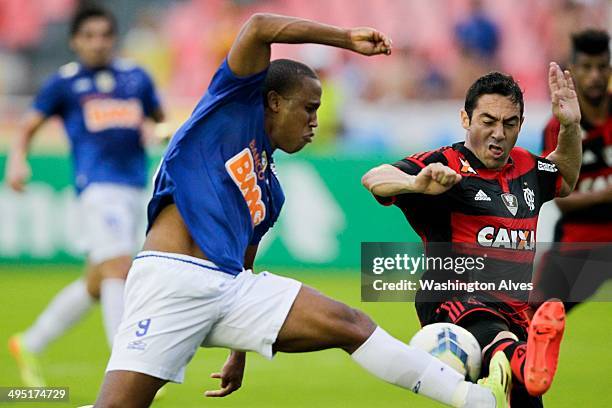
top-left (409, 323), bottom-right (482, 382)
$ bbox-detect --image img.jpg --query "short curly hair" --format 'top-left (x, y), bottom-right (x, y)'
top-left (263, 59), bottom-right (319, 108)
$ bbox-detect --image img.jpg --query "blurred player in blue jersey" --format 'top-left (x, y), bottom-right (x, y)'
top-left (5, 5), bottom-right (164, 386)
top-left (91, 13), bottom-right (511, 408)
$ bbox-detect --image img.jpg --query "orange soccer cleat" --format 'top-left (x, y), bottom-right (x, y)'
top-left (524, 300), bottom-right (566, 396)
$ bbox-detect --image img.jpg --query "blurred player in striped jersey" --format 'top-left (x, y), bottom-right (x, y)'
top-left (5, 5), bottom-right (164, 386)
top-left (533, 29), bottom-right (611, 311)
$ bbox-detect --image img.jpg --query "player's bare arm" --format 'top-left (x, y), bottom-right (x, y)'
top-left (228, 13), bottom-right (392, 77)
top-left (362, 162), bottom-right (461, 196)
top-left (545, 62), bottom-right (582, 197)
top-left (5, 111), bottom-right (47, 192)
top-left (243, 245), bottom-right (258, 270)
top-left (203, 243), bottom-right (260, 397)
top-left (200, 244), bottom-right (261, 397)
top-left (145, 108), bottom-right (174, 144)
top-left (554, 187), bottom-right (612, 213)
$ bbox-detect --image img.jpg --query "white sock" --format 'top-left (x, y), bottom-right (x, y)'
top-left (465, 383), bottom-right (497, 407)
top-left (22, 279), bottom-right (94, 354)
top-left (351, 327), bottom-right (494, 407)
top-left (100, 278), bottom-right (125, 347)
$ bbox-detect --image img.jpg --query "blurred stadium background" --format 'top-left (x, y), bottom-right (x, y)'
top-left (0, 0), bottom-right (611, 407)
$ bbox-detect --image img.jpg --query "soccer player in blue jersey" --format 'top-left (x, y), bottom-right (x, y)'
top-left (91, 13), bottom-right (510, 408)
top-left (6, 5), bottom-right (164, 386)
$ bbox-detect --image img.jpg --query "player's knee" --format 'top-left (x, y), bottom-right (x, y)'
top-left (462, 314), bottom-right (510, 349)
top-left (489, 330), bottom-right (518, 344)
top-left (336, 307), bottom-right (376, 353)
top-left (98, 256), bottom-right (132, 280)
top-left (482, 330), bottom-right (519, 358)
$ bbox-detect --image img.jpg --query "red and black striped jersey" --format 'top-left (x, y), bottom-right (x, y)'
top-left (541, 94), bottom-right (612, 241)
top-left (378, 142), bottom-right (562, 249)
top-left (375, 141), bottom-right (563, 297)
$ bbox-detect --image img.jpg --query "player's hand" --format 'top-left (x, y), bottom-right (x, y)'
top-left (205, 351), bottom-right (246, 398)
top-left (154, 122), bottom-right (174, 142)
top-left (549, 62), bottom-right (581, 126)
top-left (347, 27), bottom-right (392, 56)
top-left (411, 163), bottom-right (462, 195)
top-left (5, 155), bottom-right (31, 192)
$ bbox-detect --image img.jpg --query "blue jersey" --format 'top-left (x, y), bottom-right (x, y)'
top-left (148, 59), bottom-right (285, 275)
top-left (33, 59), bottom-right (160, 193)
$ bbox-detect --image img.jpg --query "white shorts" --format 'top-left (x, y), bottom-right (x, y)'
top-left (106, 251), bottom-right (302, 383)
top-left (79, 183), bottom-right (145, 264)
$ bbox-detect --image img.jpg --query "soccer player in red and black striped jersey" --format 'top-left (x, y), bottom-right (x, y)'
top-left (362, 64), bottom-right (582, 407)
top-left (534, 29), bottom-right (611, 312)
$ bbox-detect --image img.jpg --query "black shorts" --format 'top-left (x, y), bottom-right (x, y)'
top-left (415, 294), bottom-right (532, 341)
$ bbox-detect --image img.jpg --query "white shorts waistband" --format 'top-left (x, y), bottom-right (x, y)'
top-left (134, 251), bottom-right (238, 278)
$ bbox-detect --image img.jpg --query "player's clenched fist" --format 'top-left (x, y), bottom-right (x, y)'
top-left (411, 163), bottom-right (462, 195)
top-left (347, 27), bottom-right (392, 56)
top-left (361, 162), bottom-right (461, 197)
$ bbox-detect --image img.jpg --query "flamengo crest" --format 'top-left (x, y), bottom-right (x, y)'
top-left (523, 187), bottom-right (535, 211)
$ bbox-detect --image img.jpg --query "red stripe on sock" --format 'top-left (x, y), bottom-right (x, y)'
top-left (491, 339), bottom-right (514, 357)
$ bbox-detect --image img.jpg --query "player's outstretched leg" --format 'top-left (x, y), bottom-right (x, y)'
top-left (94, 256), bottom-right (132, 347)
top-left (8, 334), bottom-right (45, 387)
top-left (8, 278), bottom-right (95, 386)
top-left (274, 286), bottom-right (507, 407)
top-left (524, 300), bottom-right (565, 396)
top-left (480, 300), bottom-right (565, 401)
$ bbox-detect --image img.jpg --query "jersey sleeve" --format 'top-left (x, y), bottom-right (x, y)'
top-left (373, 150), bottom-right (448, 207)
top-left (139, 69), bottom-right (162, 118)
top-left (32, 75), bottom-right (64, 117)
top-left (532, 153), bottom-right (563, 202)
top-left (207, 58), bottom-right (268, 101)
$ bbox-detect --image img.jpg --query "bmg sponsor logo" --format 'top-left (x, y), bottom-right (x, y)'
top-left (83, 98), bottom-right (143, 132)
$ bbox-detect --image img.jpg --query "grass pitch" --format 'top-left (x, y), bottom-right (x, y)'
top-left (1, 265), bottom-right (610, 407)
